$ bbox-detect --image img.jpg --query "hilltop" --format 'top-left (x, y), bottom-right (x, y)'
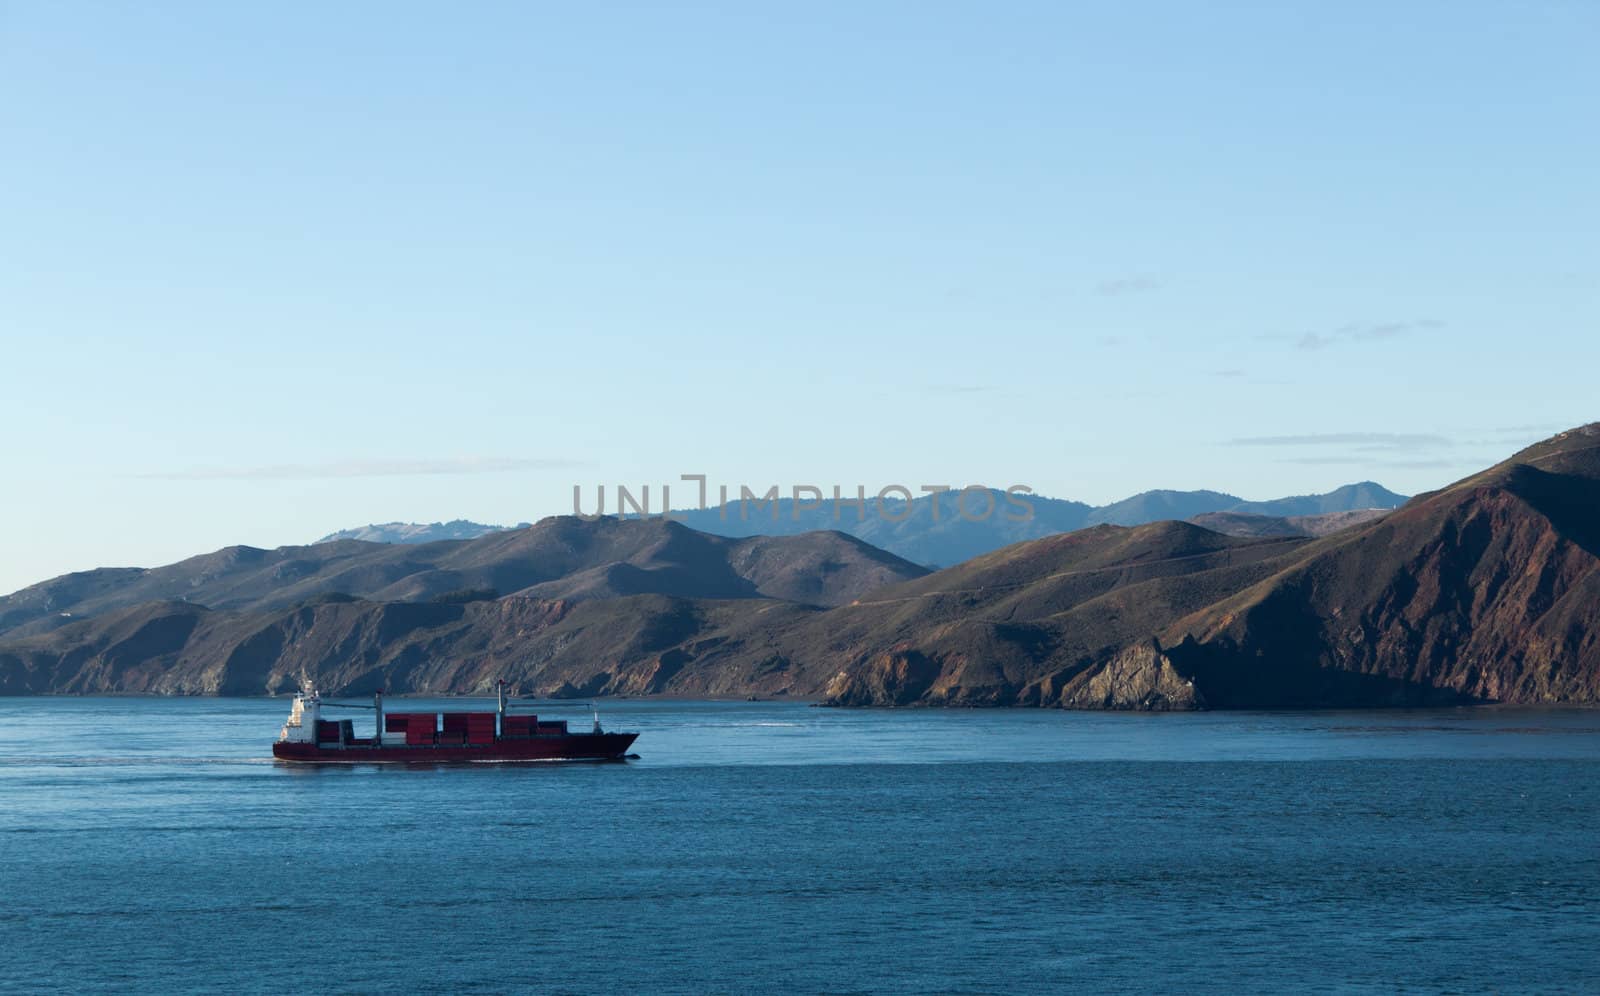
top-left (0, 517), bottom-right (928, 640)
top-left (1, 428), bottom-right (1595, 709)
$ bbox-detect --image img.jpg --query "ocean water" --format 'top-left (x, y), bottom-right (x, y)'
top-left (1, 699), bottom-right (1597, 994)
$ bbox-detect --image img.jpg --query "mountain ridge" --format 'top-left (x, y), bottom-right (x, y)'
top-left (0, 518), bottom-right (929, 640)
top-left (323, 481), bottom-right (1404, 568)
top-left (3, 430), bottom-right (1595, 709)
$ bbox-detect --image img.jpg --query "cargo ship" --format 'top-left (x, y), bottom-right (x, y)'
top-left (271, 682), bottom-right (638, 763)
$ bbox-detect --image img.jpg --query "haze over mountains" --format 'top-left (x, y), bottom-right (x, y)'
top-left (313, 482), bottom-right (1407, 568)
top-left (3, 430), bottom-right (1596, 709)
top-left (671, 484), bottom-right (1408, 566)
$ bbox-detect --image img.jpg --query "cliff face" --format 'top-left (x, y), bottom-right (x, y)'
top-left (0, 594), bottom-right (809, 699)
top-left (2, 426), bottom-right (1598, 709)
top-left (802, 426), bottom-right (1600, 709)
top-left (1163, 432), bottom-right (1600, 707)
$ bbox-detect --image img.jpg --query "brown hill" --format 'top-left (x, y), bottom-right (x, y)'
top-left (0, 521), bottom-right (1280, 701)
top-left (804, 521), bottom-right (1310, 708)
top-left (0, 517), bottom-right (928, 640)
top-left (0, 594), bottom-right (810, 698)
top-left (3, 425), bottom-right (1597, 709)
top-left (822, 423), bottom-right (1600, 708)
top-left (1160, 424), bottom-right (1600, 706)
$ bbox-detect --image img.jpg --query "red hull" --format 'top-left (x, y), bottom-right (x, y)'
top-left (273, 732), bottom-right (638, 764)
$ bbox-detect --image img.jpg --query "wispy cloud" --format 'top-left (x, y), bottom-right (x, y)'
top-left (1094, 275), bottom-right (1164, 297)
top-left (1494, 423), bottom-right (1564, 434)
top-left (1383, 458), bottom-right (1474, 470)
top-left (1227, 430), bottom-right (1493, 473)
top-left (1275, 456), bottom-right (1376, 465)
top-left (1275, 456), bottom-right (1466, 469)
top-left (1228, 432), bottom-right (1453, 450)
top-left (138, 457), bottom-right (587, 481)
top-left (1296, 319), bottom-right (1443, 351)
top-left (1483, 422), bottom-right (1572, 440)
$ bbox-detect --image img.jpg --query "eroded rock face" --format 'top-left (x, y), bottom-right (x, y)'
top-left (1061, 642), bottom-right (1203, 711)
top-left (824, 651), bottom-right (941, 706)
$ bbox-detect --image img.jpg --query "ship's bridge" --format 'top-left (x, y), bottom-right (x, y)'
top-left (278, 691), bottom-right (319, 743)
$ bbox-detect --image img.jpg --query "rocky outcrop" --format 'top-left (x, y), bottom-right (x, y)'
top-left (824, 651), bottom-right (942, 706)
top-left (1061, 642), bottom-right (1203, 711)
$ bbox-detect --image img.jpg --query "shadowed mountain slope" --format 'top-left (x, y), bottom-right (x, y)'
top-left (1159, 425), bottom-right (1600, 707)
top-left (814, 425), bottom-right (1600, 709)
top-left (0, 517), bottom-right (929, 640)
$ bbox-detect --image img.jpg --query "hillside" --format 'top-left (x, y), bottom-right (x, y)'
top-left (0, 521), bottom-right (1291, 700)
top-left (0, 594), bottom-right (807, 698)
top-left (1, 428), bottom-right (1594, 709)
top-left (0, 517), bottom-right (928, 640)
top-left (821, 424), bottom-right (1600, 708)
top-left (1160, 424), bottom-right (1600, 706)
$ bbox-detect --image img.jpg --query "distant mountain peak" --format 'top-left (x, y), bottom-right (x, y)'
top-left (666, 481), bottom-right (1406, 566)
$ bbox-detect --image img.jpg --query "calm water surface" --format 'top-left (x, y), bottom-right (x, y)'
top-left (1, 698), bottom-right (1597, 994)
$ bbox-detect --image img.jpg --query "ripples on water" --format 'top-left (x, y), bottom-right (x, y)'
top-left (1, 698), bottom-right (1597, 993)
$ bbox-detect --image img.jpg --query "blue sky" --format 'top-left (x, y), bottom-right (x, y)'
top-left (2, 1), bottom-right (1596, 594)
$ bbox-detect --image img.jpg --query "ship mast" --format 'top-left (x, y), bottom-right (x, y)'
top-left (496, 679), bottom-right (507, 737)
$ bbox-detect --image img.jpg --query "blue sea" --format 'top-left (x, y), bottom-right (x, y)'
top-left (1, 699), bottom-right (1597, 994)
